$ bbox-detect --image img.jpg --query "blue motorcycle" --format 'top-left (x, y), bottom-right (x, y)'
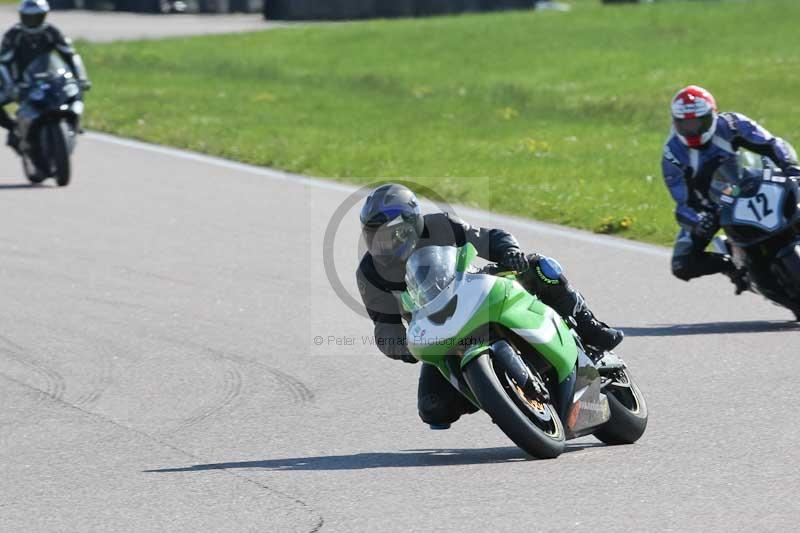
top-left (15, 52), bottom-right (85, 187)
top-left (710, 150), bottom-right (800, 319)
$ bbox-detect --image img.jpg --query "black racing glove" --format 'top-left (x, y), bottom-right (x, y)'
top-left (379, 338), bottom-right (418, 364)
top-left (374, 322), bottom-right (418, 364)
top-left (692, 211), bottom-right (719, 241)
top-left (783, 165), bottom-right (800, 178)
top-left (394, 349), bottom-right (419, 364)
top-left (499, 248), bottom-right (531, 273)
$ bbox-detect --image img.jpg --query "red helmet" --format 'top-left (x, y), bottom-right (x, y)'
top-left (671, 85), bottom-right (718, 148)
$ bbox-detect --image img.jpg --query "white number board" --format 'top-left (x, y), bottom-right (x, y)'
top-left (731, 182), bottom-right (784, 231)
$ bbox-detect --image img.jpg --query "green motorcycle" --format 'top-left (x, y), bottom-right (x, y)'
top-left (402, 244), bottom-right (648, 459)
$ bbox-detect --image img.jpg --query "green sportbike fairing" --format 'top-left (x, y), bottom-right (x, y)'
top-left (402, 244), bottom-right (648, 459)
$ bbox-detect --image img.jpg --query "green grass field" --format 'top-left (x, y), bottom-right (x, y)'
top-left (81, 0), bottom-right (800, 245)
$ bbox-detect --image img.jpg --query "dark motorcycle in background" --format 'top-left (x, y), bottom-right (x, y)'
top-left (709, 150), bottom-right (800, 319)
top-left (14, 51), bottom-right (86, 187)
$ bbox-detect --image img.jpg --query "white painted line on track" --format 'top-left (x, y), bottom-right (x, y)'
top-left (87, 131), bottom-right (671, 258)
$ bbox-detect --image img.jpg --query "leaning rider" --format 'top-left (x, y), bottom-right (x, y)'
top-left (356, 183), bottom-right (623, 429)
top-left (0, 0), bottom-right (91, 152)
top-left (662, 85), bottom-right (799, 292)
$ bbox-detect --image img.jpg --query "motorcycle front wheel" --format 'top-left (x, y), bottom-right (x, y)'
top-left (463, 353), bottom-right (565, 459)
top-left (22, 152), bottom-right (45, 184)
top-left (45, 121), bottom-right (71, 187)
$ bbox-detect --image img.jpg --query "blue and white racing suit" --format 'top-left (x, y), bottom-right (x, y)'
top-left (661, 112), bottom-right (798, 281)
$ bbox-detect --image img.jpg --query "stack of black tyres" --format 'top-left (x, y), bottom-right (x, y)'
top-left (230, 0), bottom-right (262, 12)
top-left (264, 0), bottom-right (535, 20)
top-left (49, 0), bottom-right (78, 8)
top-left (51, 0), bottom-right (264, 12)
top-left (198, 0), bottom-right (229, 13)
top-left (51, 0), bottom-right (530, 16)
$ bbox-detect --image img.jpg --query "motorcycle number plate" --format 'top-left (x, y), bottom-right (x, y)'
top-left (731, 183), bottom-right (785, 231)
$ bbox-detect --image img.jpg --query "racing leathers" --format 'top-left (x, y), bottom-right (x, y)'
top-left (356, 212), bottom-right (621, 427)
top-left (0, 23), bottom-right (90, 144)
top-left (662, 112), bottom-right (798, 282)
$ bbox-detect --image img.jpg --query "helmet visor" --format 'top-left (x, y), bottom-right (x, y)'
top-left (675, 115), bottom-right (714, 139)
top-left (363, 218), bottom-right (419, 263)
top-left (21, 12), bottom-right (45, 28)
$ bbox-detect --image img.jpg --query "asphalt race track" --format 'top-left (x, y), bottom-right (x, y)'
top-left (1, 132), bottom-right (798, 532)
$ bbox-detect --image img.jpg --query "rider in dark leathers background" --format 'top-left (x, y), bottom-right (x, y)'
top-left (662, 85), bottom-right (799, 291)
top-left (0, 0), bottom-right (91, 152)
top-left (356, 183), bottom-right (623, 429)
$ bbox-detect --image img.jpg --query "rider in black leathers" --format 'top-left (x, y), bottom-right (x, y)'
top-left (356, 184), bottom-right (623, 429)
top-left (0, 0), bottom-right (90, 152)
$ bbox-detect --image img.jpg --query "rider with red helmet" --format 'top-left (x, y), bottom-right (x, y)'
top-left (662, 85), bottom-right (799, 289)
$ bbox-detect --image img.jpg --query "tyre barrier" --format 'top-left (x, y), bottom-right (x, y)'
top-left (263, 0), bottom-right (537, 20)
top-left (52, 0), bottom-right (543, 16)
top-left (51, 0), bottom-right (264, 13)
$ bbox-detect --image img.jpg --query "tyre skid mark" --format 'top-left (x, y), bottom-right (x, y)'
top-left (165, 358), bottom-right (244, 435)
top-left (42, 309), bottom-right (247, 435)
top-left (0, 334), bottom-right (66, 403)
top-left (163, 346), bottom-right (315, 435)
top-left (121, 267), bottom-right (199, 288)
top-left (44, 312), bottom-right (316, 431)
top-left (5, 319), bottom-right (123, 410)
top-left (212, 349), bottom-right (315, 405)
top-left (263, 365), bottom-right (315, 404)
top-left (72, 336), bottom-right (117, 409)
top-left (0, 371), bottom-right (324, 533)
top-left (81, 295), bottom-right (148, 311)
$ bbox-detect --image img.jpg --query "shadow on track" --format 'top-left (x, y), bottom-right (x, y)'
top-left (621, 320), bottom-right (799, 337)
top-left (145, 443), bottom-right (605, 472)
top-left (0, 183), bottom-right (52, 190)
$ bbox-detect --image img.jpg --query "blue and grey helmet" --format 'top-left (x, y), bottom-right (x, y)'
top-left (19, 0), bottom-right (49, 32)
top-left (360, 184), bottom-right (424, 266)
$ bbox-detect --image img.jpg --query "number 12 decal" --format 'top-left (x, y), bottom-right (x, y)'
top-left (733, 183), bottom-right (783, 230)
top-left (746, 193), bottom-right (774, 222)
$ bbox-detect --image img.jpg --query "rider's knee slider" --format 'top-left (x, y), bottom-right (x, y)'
top-left (671, 257), bottom-right (694, 281)
top-left (534, 256), bottom-right (564, 285)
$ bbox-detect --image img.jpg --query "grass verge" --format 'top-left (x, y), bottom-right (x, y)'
top-left (81, 0), bottom-right (800, 245)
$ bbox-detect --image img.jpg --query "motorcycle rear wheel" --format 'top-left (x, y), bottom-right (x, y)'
top-left (593, 369), bottom-right (648, 445)
top-left (463, 353), bottom-right (565, 459)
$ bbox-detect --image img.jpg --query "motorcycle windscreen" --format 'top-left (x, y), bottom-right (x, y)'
top-left (405, 246), bottom-right (457, 308)
top-left (22, 52), bottom-right (71, 84)
top-left (709, 150), bottom-right (768, 202)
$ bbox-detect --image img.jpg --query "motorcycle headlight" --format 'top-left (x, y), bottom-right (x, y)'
top-left (64, 83), bottom-right (80, 98)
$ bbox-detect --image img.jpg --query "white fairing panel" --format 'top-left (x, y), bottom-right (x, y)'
top-left (407, 274), bottom-right (497, 351)
top-left (511, 305), bottom-right (558, 346)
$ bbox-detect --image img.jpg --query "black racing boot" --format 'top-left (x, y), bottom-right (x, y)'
top-left (725, 266), bottom-right (750, 295)
top-left (6, 128), bottom-right (20, 155)
top-left (573, 308), bottom-right (624, 352)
